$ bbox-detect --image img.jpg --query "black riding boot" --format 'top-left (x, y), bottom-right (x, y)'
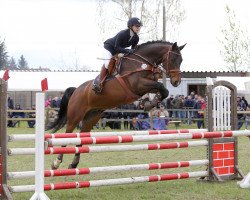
top-left (93, 65), bottom-right (108, 94)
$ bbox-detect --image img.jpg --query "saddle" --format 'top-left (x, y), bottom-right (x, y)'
top-left (93, 54), bottom-right (123, 89)
top-left (108, 53), bottom-right (123, 76)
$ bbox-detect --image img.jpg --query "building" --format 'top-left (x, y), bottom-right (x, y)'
top-left (0, 70), bottom-right (249, 108)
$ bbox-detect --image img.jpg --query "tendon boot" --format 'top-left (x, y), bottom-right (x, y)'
top-left (93, 65), bottom-right (108, 94)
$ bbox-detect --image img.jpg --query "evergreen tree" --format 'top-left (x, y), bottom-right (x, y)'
top-left (8, 57), bottom-right (17, 70)
top-left (18, 55), bottom-right (28, 69)
top-left (0, 38), bottom-right (9, 70)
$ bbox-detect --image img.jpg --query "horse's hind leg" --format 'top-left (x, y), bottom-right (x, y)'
top-left (68, 112), bottom-right (102, 169)
top-left (51, 122), bottom-right (77, 170)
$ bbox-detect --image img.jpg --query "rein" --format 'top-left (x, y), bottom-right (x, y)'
top-left (122, 53), bottom-right (157, 69)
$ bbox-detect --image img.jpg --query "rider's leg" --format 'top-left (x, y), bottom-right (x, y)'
top-left (93, 49), bottom-right (112, 93)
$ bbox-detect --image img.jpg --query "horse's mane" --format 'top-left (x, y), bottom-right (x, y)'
top-left (137, 40), bottom-right (174, 49)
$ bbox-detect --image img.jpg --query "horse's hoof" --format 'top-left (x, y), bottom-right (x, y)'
top-left (68, 164), bottom-right (75, 169)
top-left (51, 162), bottom-right (58, 170)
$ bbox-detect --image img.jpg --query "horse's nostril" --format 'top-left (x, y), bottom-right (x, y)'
top-left (174, 80), bottom-right (180, 86)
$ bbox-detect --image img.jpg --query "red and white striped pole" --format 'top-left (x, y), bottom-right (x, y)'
top-left (47, 130), bottom-right (250, 146)
top-left (8, 129), bottom-right (208, 142)
top-left (10, 171), bottom-right (208, 193)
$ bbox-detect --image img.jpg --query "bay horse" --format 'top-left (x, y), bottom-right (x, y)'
top-left (47, 41), bottom-right (186, 169)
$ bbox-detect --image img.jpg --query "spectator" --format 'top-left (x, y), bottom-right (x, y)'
top-left (121, 103), bottom-right (137, 130)
top-left (190, 91), bottom-right (195, 99)
top-left (152, 102), bottom-right (169, 130)
top-left (27, 105), bottom-right (36, 128)
top-left (237, 97), bottom-right (246, 130)
top-left (184, 95), bottom-right (195, 125)
top-left (194, 96), bottom-right (206, 129)
top-left (109, 108), bottom-right (123, 129)
top-left (11, 104), bottom-right (25, 127)
top-left (51, 96), bottom-right (60, 108)
top-left (171, 95), bottom-right (183, 119)
top-left (245, 105), bottom-right (250, 129)
top-left (45, 96), bottom-right (52, 107)
top-left (242, 96), bottom-right (248, 107)
top-left (179, 95), bottom-right (185, 119)
top-left (166, 95), bottom-right (174, 118)
top-left (100, 111), bottom-right (110, 129)
top-left (7, 96), bottom-right (14, 127)
top-left (8, 96), bottom-right (14, 109)
top-left (237, 97), bottom-right (247, 110)
top-left (135, 102), bottom-right (150, 130)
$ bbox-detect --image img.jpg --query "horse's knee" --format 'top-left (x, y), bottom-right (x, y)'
top-left (161, 88), bottom-right (169, 99)
top-left (157, 83), bottom-right (168, 99)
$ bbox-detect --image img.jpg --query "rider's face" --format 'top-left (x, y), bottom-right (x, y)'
top-left (131, 25), bottom-right (141, 34)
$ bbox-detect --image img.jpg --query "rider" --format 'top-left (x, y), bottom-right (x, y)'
top-left (93, 17), bottom-right (143, 94)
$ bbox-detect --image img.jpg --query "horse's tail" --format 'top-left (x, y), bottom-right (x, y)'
top-left (46, 87), bottom-right (76, 133)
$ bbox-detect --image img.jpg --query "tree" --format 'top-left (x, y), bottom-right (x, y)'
top-left (8, 57), bottom-right (17, 70)
top-left (96, 0), bottom-right (185, 42)
top-left (0, 37), bottom-right (9, 70)
top-left (18, 55), bottom-right (29, 69)
top-left (219, 5), bottom-right (250, 72)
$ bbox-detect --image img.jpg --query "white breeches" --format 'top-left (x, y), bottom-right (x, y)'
top-left (103, 48), bottom-right (112, 69)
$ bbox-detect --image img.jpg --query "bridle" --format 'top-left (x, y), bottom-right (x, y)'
top-left (162, 50), bottom-right (182, 77)
top-left (123, 49), bottom-right (182, 77)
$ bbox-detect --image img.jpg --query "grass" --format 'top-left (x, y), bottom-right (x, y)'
top-left (6, 122), bottom-right (250, 200)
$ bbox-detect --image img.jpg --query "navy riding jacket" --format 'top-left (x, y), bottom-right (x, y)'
top-left (104, 29), bottom-right (139, 55)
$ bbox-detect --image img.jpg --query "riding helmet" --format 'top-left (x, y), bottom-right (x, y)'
top-left (127, 17), bottom-right (143, 27)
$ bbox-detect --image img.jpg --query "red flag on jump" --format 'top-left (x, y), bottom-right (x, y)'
top-left (2, 69), bottom-right (10, 81)
top-left (41, 78), bottom-right (48, 92)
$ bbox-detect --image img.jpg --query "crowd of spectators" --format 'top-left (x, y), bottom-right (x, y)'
top-left (7, 91), bottom-right (249, 130)
top-left (7, 93), bottom-right (63, 128)
top-left (45, 93), bottom-right (63, 108)
top-left (96, 91), bottom-right (207, 130)
top-left (7, 101), bottom-right (32, 128)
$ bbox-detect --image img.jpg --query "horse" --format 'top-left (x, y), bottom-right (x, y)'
top-left (47, 40), bottom-right (186, 169)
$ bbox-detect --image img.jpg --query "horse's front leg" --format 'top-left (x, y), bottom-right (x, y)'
top-left (144, 82), bottom-right (169, 111)
top-left (157, 82), bottom-right (169, 100)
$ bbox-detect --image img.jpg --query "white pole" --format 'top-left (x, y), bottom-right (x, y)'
top-left (30, 93), bottom-right (50, 200)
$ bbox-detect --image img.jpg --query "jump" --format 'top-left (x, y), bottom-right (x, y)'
top-left (47, 40), bottom-right (186, 169)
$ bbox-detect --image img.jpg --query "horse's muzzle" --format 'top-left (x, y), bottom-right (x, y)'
top-left (169, 71), bottom-right (181, 87)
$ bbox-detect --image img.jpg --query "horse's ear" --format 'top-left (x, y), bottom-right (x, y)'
top-left (179, 43), bottom-right (187, 51)
top-left (171, 42), bottom-right (178, 50)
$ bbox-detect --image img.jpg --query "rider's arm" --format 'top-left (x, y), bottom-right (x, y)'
top-left (131, 36), bottom-right (139, 49)
top-left (114, 31), bottom-right (131, 54)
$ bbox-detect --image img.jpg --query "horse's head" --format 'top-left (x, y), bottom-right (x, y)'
top-left (162, 42), bottom-right (186, 87)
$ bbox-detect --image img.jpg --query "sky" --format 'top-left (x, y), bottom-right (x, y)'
top-left (1, 0), bottom-right (250, 72)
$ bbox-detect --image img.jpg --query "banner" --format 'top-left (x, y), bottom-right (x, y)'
top-left (2, 69), bottom-right (10, 81)
top-left (41, 78), bottom-right (48, 91)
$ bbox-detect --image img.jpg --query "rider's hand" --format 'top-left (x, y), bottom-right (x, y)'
top-left (128, 49), bottom-right (134, 54)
